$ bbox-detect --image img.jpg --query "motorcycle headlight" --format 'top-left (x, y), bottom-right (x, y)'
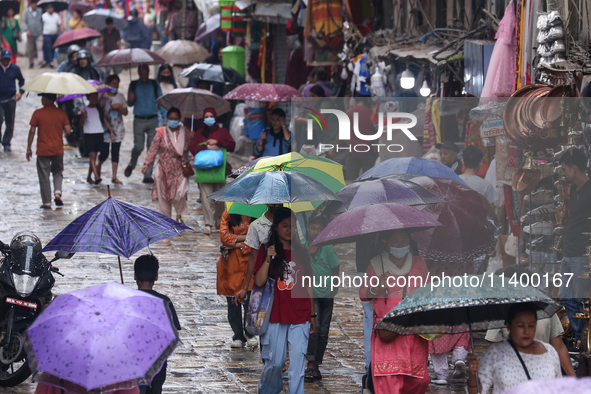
top-left (11, 273), bottom-right (39, 297)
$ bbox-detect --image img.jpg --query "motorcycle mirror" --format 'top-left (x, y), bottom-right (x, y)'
top-left (55, 251), bottom-right (75, 260)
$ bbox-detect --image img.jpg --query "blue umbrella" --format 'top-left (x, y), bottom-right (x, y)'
top-left (43, 192), bottom-right (191, 283)
top-left (207, 171), bottom-right (341, 205)
top-left (356, 157), bottom-right (467, 185)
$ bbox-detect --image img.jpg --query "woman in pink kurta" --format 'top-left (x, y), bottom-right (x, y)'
top-left (142, 107), bottom-right (191, 222)
top-left (360, 229), bottom-right (430, 394)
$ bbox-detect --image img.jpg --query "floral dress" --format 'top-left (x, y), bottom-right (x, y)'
top-left (144, 125), bottom-right (191, 203)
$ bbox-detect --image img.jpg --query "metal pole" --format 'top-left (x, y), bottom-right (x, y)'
top-left (118, 255), bottom-right (124, 284)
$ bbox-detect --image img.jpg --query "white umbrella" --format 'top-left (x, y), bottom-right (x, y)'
top-left (156, 40), bottom-right (210, 66)
top-left (22, 72), bottom-right (97, 95)
top-left (83, 9), bottom-right (128, 30)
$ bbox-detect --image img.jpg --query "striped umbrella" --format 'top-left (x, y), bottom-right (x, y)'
top-left (156, 88), bottom-right (231, 118)
top-left (56, 80), bottom-right (110, 102)
top-left (96, 48), bottom-right (165, 67)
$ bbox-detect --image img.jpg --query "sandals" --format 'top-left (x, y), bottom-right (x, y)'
top-left (94, 178), bottom-right (102, 185)
top-left (304, 368), bottom-right (322, 382)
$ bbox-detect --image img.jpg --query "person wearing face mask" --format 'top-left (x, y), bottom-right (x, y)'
top-left (190, 107), bottom-right (235, 234)
top-left (142, 107), bottom-right (192, 222)
top-left (359, 229), bottom-right (430, 394)
top-left (99, 74), bottom-right (128, 184)
top-left (157, 63), bottom-right (177, 95)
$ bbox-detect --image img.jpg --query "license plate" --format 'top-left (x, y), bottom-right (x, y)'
top-left (5, 297), bottom-right (37, 309)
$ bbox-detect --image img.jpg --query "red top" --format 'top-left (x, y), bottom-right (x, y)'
top-left (346, 104), bottom-right (378, 155)
top-left (254, 246), bottom-right (312, 325)
top-left (30, 105), bottom-right (70, 156)
top-left (189, 125), bottom-right (236, 156)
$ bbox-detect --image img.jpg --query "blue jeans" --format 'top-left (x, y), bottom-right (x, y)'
top-left (259, 322), bottom-right (309, 394)
top-left (43, 35), bottom-right (57, 64)
top-left (362, 300), bottom-right (373, 373)
top-left (559, 256), bottom-right (588, 341)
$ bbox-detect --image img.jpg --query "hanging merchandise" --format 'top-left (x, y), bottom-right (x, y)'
top-left (465, 119), bottom-right (491, 177)
top-left (481, 1), bottom-right (516, 98)
top-left (220, 0), bottom-right (247, 36)
top-left (349, 54), bottom-right (371, 96)
top-left (343, 0), bottom-right (375, 36)
top-left (304, 0), bottom-right (344, 64)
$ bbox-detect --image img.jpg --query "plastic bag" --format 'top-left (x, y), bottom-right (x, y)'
top-left (194, 149), bottom-right (224, 169)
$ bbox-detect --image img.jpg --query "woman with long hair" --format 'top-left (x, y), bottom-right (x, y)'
top-left (217, 211), bottom-right (258, 348)
top-left (142, 106), bottom-right (192, 222)
top-left (189, 107), bottom-right (235, 234)
top-left (253, 207), bottom-right (316, 394)
top-left (359, 229), bottom-right (430, 394)
top-left (157, 63), bottom-right (177, 95)
top-left (1, 8), bottom-right (20, 63)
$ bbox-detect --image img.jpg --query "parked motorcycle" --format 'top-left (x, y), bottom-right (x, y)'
top-left (0, 232), bottom-right (73, 387)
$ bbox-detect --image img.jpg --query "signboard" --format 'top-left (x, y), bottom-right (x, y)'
top-left (480, 118), bottom-right (505, 138)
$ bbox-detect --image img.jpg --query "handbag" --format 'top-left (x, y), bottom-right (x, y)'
top-left (245, 277), bottom-right (275, 336)
top-left (182, 162), bottom-right (195, 177)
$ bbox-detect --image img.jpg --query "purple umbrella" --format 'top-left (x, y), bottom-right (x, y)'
top-left (56, 80), bottom-right (111, 102)
top-left (194, 13), bottom-right (220, 42)
top-left (327, 177), bottom-right (442, 214)
top-left (25, 282), bottom-right (180, 394)
top-left (311, 202), bottom-right (443, 246)
top-left (43, 193), bottom-right (191, 283)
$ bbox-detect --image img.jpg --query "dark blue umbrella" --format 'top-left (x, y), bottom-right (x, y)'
top-left (43, 194), bottom-right (191, 283)
top-left (356, 157), bottom-right (467, 185)
top-left (207, 171), bottom-right (341, 205)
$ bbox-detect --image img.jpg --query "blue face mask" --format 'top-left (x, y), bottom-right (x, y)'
top-left (110, 88), bottom-right (118, 94)
top-left (168, 120), bottom-right (180, 129)
top-left (203, 117), bottom-right (216, 127)
top-left (110, 110), bottom-right (118, 119)
top-left (390, 246), bottom-right (410, 259)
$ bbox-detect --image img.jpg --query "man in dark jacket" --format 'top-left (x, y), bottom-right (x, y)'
top-left (122, 9), bottom-right (152, 49)
top-left (0, 49), bottom-right (24, 151)
top-left (56, 44), bottom-right (80, 73)
top-left (71, 49), bottom-right (104, 82)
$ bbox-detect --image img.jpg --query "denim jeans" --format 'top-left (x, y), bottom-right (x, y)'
top-left (43, 34), bottom-right (57, 64)
top-left (0, 99), bottom-right (16, 146)
top-left (559, 256), bottom-right (588, 341)
top-left (306, 298), bottom-right (334, 365)
top-left (259, 322), bottom-right (309, 394)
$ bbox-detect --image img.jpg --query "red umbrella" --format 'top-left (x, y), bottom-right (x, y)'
top-left (407, 176), bottom-right (497, 266)
top-left (68, 2), bottom-right (94, 15)
top-left (96, 48), bottom-right (166, 67)
top-left (223, 83), bottom-right (302, 102)
top-left (53, 27), bottom-right (101, 49)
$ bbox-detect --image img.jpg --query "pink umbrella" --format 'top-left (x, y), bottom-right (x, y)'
top-left (96, 48), bottom-right (166, 67)
top-left (68, 2), bottom-right (94, 16)
top-left (223, 83), bottom-right (303, 102)
top-left (52, 27), bottom-right (101, 49)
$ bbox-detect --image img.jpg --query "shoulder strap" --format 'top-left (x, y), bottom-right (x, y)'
top-left (508, 339), bottom-right (532, 380)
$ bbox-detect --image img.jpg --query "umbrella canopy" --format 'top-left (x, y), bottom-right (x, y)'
top-left (25, 282), bottom-right (180, 394)
top-left (405, 176), bottom-right (498, 265)
top-left (374, 274), bottom-right (561, 335)
top-left (0, 1), bottom-right (19, 17)
top-left (42, 197), bottom-right (191, 258)
top-left (502, 377), bottom-right (591, 394)
top-left (96, 48), bottom-right (165, 67)
top-left (68, 2), bottom-right (94, 15)
top-left (230, 156), bottom-right (269, 178)
top-left (194, 13), bottom-right (220, 42)
top-left (56, 79), bottom-right (110, 102)
top-left (227, 153), bottom-right (346, 217)
top-left (311, 202), bottom-right (443, 246)
top-left (329, 177), bottom-right (442, 214)
top-left (83, 9), bottom-right (128, 30)
top-left (156, 88), bottom-right (230, 118)
top-left (53, 27), bottom-right (101, 49)
top-left (180, 63), bottom-right (245, 85)
top-left (208, 171), bottom-right (341, 206)
top-left (356, 157), bottom-right (467, 185)
top-left (22, 72), bottom-right (97, 95)
top-left (224, 83), bottom-right (303, 102)
top-left (156, 40), bottom-right (209, 66)
top-left (38, 0), bottom-right (68, 12)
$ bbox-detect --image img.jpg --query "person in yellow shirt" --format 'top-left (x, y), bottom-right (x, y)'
top-left (69, 10), bottom-right (88, 30)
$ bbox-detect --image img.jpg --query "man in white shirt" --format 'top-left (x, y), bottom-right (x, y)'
top-left (42, 5), bottom-right (61, 68)
top-left (459, 146), bottom-right (498, 205)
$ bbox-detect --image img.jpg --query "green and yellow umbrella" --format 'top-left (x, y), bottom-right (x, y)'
top-left (226, 153), bottom-right (345, 217)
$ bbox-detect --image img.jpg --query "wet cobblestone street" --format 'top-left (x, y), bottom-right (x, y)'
top-left (0, 59), bottom-right (486, 394)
